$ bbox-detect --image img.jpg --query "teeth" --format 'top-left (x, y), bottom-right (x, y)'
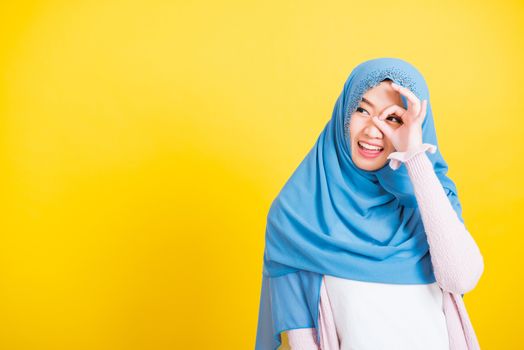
top-left (358, 141), bottom-right (383, 151)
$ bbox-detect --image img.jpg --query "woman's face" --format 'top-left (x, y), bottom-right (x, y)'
top-left (349, 80), bottom-right (404, 171)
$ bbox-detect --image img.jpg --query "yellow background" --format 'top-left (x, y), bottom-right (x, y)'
top-left (1, 0), bottom-right (522, 349)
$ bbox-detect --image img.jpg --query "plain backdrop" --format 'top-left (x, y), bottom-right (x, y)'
top-left (1, 0), bottom-right (523, 349)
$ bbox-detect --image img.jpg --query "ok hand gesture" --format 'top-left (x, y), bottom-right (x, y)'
top-left (371, 82), bottom-right (428, 153)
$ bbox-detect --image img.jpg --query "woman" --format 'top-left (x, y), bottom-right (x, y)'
top-left (255, 57), bottom-right (484, 349)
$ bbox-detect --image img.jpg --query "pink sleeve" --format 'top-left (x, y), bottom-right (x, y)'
top-left (388, 144), bottom-right (484, 294)
top-left (286, 328), bottom-right (319, 349)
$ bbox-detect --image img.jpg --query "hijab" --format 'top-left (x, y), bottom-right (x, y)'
top-left (255, 57), bottom-right (465, 349)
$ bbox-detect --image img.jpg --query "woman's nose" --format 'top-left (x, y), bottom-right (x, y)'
top-left (364, 118), bottom-right (383, 138)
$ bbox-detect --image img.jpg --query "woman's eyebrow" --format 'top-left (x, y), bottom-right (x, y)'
top-left (361, 97), bottom-right (375, 107)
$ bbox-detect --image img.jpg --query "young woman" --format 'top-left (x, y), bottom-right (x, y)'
top-left (255, 57), bottom-right (484, 350)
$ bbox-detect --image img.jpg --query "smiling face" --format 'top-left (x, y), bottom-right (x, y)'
top-left (349, 79), bottom-right (404, 171)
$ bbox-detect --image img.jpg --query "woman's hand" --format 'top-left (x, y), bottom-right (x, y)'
top-left (370, 82), bottom-right (428, 153)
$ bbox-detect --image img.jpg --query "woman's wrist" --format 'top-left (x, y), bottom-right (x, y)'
top-left (403, 150), bottom-right (434, 178)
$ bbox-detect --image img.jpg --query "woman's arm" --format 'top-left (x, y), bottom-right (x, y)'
top-left (397, 147), bottom-right (484, 294)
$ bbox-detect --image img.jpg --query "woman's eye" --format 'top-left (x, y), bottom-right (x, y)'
top-left (356, 107), bottom-right (369, 115)
top-left (357, 107), bottom-right (402, 124)
top-left (386, 115), bottom-right (403, 124)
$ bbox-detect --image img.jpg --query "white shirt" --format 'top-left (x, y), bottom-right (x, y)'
top-left (323, 274), bottom-right (450, 350)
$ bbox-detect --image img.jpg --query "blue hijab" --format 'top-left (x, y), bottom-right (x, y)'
top-left (255, 57), bottom-right (465, 349)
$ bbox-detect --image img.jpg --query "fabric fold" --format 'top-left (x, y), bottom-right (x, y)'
top-left (386, 143), bottom-right (438, 170)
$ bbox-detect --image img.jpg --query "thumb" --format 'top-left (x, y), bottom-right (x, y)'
top-left (371, 116), bottom-right (394, 139)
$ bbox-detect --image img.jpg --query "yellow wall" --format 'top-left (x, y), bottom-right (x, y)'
top-left (1, 0), bottom-right (522, 349)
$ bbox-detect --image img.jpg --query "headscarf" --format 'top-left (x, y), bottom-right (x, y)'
top-left (255, 57), bottom-right (465, 350)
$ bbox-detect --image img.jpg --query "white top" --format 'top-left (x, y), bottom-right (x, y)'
top-left (323, 274), bottom-right (450, 350)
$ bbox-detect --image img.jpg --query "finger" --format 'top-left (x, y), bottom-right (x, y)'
top-left (416, 100), bottom-right (427, 123)
top-left (391, 82), bottom-right (419, 107)
top-left (371, 116), bottom-right (394, 139)
top-left (391, 83), bottom-right (413, 112)
top-left (377, 105), bottom-right (407, 121)
top-left (391, 82), bottom-right (421, 117)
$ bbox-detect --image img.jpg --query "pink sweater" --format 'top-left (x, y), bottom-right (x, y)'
top-left (287, 144), bottom-right (484, 350)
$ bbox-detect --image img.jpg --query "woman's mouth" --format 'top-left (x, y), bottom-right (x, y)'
top-left (357, 141), bottom-right (384, 158)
